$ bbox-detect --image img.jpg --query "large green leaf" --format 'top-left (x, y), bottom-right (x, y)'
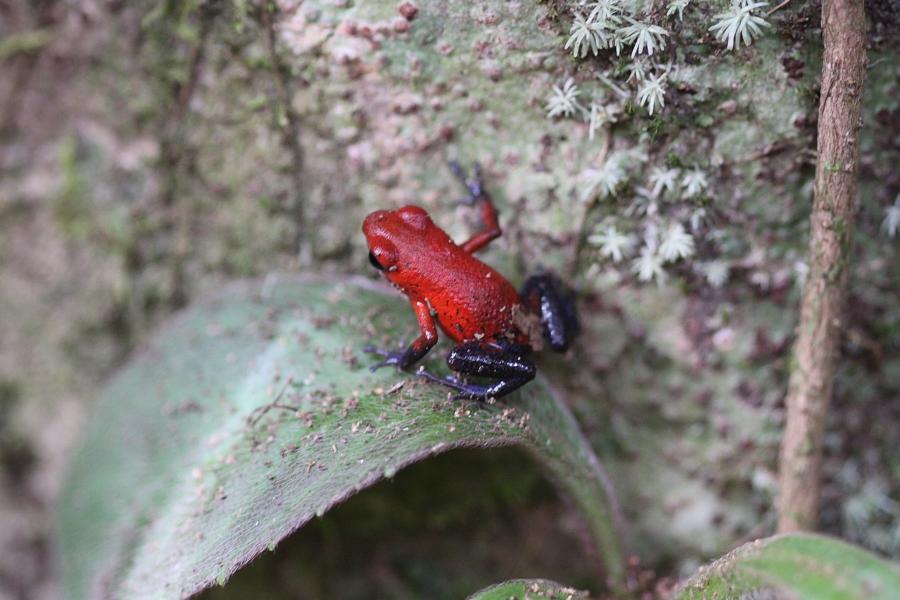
top-left (468, 579), bottom-right (589, 600)
top-left (59, 275), bottom-right (624, 599)
top-left (678, 533), bottom-right (900, 600)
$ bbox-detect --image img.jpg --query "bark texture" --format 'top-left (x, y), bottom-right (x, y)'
top-left (778, 0), bottom-right (868, 533)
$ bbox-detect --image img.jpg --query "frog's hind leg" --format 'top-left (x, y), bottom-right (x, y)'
top-left (520, 274), bottom-right (579, 352)
top-left (418, 341), bottom-right (535, 400)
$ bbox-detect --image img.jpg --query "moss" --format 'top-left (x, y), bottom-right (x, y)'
top-left (53, 137), bottom-right (92, 241)
top-left (3, 0), bottom-right (900, 596)
top-left (0, 28), bottom-right (54, 58)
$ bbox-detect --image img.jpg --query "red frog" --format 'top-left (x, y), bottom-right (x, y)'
top-left (362, 162), bottom-right (578, 399)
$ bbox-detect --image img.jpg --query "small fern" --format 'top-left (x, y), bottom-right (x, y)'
top-left (708, 0), bottom-right (770, 51)
top-left (620, 18), bottom-right (669, 58)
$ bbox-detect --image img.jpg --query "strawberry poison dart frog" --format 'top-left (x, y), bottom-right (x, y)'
top-left (362, 162), bottom-right (578, 400)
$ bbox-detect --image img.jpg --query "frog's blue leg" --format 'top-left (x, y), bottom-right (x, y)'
top-left (418, 341), bottom-right (535, 400)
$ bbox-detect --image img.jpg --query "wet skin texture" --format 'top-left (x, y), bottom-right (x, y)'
top-left (362, 162), bottom-right (579, 400)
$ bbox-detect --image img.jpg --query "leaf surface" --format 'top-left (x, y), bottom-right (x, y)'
top-left (678, 533), bottom-right (900, 600)
top-left (468, 578), bottom-right (589, 600)
top-left (59, 275), bottom-right (624, 599)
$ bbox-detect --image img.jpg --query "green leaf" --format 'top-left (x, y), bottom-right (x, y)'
top-left (678, 533), bottom-right (900, 600)
top-left (468, 578), bottom-right (589, 600)
top-left (59, 275), bottom-right (625, 599)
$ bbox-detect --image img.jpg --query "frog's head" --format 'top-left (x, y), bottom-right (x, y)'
top-left (362, 205), bottom-right (435, 278)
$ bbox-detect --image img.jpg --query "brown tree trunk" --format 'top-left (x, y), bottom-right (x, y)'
top-left (777, 0), bottom-right (867, 533)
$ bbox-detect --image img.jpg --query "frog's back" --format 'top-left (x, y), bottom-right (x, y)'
top-left (400, 239), bottom-right (521, 343)
top-left (364, 204), bottom-right (523, 344)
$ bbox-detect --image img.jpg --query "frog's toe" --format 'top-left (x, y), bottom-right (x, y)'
top-left (370, 357), bottom-right (397, 371)
top-left (447, 161), bottom-right (484, 202)
top-left (365, 347), bottom-right (406, 371)
top-left (416, 366), bottom-right (463, 387)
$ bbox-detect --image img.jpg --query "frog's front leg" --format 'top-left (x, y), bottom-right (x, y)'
top-left (448, 161), bottom-right (502, 254)
top-left (418, 341), bottom-right (535, 400)
top-left (366, 300), bottom-right (437, 371)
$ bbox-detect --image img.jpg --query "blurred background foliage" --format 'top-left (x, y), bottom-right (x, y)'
top-left (0, 0), bottom-right (897, 598)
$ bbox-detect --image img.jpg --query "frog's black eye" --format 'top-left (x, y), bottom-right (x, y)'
top-left (368, 251), bottom-right (386, 271)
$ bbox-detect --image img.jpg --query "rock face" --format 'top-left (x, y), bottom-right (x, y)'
top-left (0, 0), bottom-right (897, 597)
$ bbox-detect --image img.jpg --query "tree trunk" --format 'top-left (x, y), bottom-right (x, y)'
top-left (777, 0), bottom-right (867, 533)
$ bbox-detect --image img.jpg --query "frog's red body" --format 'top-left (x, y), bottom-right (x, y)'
top-left (362, 162), bottom-right (578, 400)
top-left (363, 205), bottom-right (522, 345)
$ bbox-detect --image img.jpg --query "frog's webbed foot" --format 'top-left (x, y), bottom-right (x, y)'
top-left (448, 160), bottom-right (484, 206)
top-left (415, 366), bottom-right (464, 388)
top-left (414, 368), bottom-right (487, 403)
top-left (363, 345), bottom-right (407, 372)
